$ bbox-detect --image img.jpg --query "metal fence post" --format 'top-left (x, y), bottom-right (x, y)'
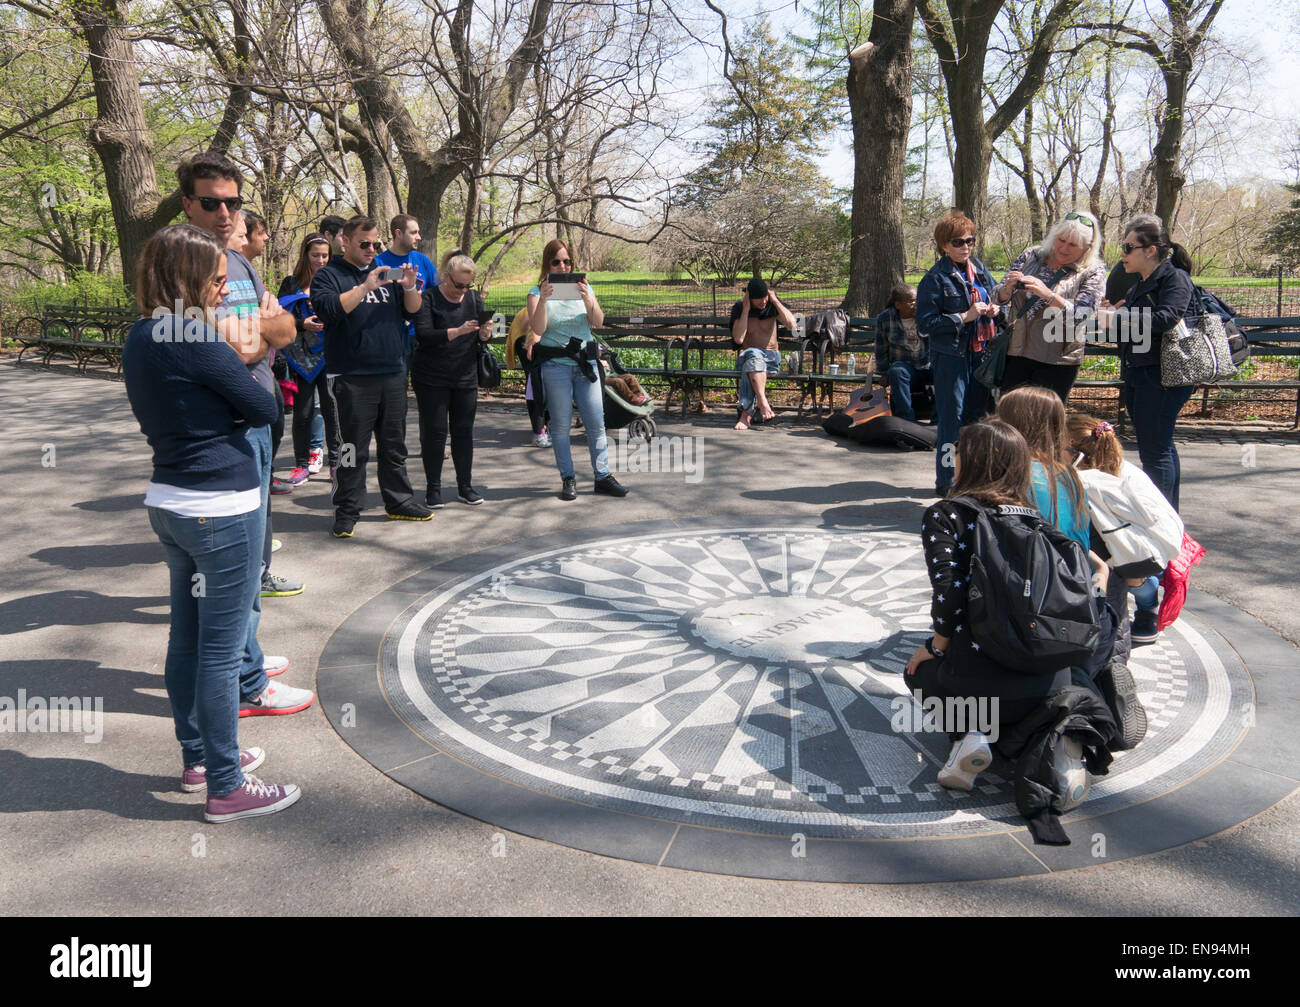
top-left (1279, 264), bottom-right (1284, 317)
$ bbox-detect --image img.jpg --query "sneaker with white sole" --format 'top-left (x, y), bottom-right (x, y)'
top-left (533, 430), bottom-right (552, 448)
top-left (937, 731), bottom-right (992, 792)
top-left (307, 448), bottom-right (324, 474)
top-left (239, 682), bottom-right (314, 718)
top-left (1056, 736), bottom-right (1090, 811)
top-left (204, 775), bottom-right (301, 822)
top-left (263, 656), bottom-right (289, 678)
top-left (285, 466), bottom-right (310, 485)
top-left (271, 538), bottom-right (283, 553)
top-left (182, 747), bottom-right (266, 792)
top-left (261, 571), bottom-right (305, 597)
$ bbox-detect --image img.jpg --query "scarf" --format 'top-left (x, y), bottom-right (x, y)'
top-left (963, 259), bottom-right (997, 353)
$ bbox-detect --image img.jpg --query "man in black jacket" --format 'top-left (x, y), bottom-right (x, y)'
top-left (311, 215), bottom-right (430, 537)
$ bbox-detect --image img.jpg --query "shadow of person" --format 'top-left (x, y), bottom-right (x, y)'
top-left (0, 750), bottom-right (193, 821)
top-left (0, 590), bottom-right (169, 635)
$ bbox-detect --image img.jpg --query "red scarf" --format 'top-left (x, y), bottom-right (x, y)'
top-left (964, 260), bottom-right (996, 354)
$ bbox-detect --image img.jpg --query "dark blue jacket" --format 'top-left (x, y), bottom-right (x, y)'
top-left (1111, 257), bottom-right (1195, 370)
top-left (916, 255), bottom-right (1000, 359)
top-left (123, 314), bottom-right (279, 491)
top-left (311, 255), bottom-right (415, 376)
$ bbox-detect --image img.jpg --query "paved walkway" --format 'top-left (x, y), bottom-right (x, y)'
top-left (1, 360), bottom-right (1297, 914)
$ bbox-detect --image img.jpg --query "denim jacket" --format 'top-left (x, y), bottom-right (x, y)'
top-left (1112, 257), bottom-right (1196, 370)
top-left (916, 255), bottom-right (1001, 359)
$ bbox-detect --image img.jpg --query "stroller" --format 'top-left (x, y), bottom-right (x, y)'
top-left (600, 347), bottom-right (657, 443)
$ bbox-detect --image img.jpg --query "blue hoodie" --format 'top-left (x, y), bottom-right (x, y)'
top-left (311, 255), bottom-right (416, 375)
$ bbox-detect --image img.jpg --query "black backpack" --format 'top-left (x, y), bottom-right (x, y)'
top-left (950, 496), bottom-right (1102, 674)
top-left (1194, 284), bottom-right (1250, 368)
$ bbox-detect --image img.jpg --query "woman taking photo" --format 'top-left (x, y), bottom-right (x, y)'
top-left (995, 211), bottom-right (1107, 404)
top-left (525, 238), bottom-right (627, 501)
top-left (411, 253), bottom-right (491, 507)
top-left (916, 210), bottom-right (1001, 495)
top-left (1102, 214), bottom-right (1197, 511)
top-left (123, 224), bottom-right (301, 822)
top-left (278, 233), bottom-right (339, 480)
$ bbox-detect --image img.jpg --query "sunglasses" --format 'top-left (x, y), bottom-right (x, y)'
top-left (551, 257), bottom-right (572, 266)
top-left (357, 240), bottom-right (383, 251)
top-left (950, 236), bottom-right (976, 248)
top-left (1065, 211), bottom-right (1095, 229)
top-left (1120, 241), bottom-right (1149, 255)
top-left (192, 195), bottom-right (243, 213)
top-left (449, 279), bottom-right (473, 290)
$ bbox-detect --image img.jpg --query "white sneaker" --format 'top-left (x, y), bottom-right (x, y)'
top-left (239, 682), bottom-right (314, 718)
top-left (1056, 737), bottom-right (1090, 811)
top-left (263, 656), bottom-right (289, 678)
top-left (307, 448), bottom-right (324, 474)
top-left (271, 538), bottom-right (282, 553)
top-left (937, 731), bottom-right (992, 792)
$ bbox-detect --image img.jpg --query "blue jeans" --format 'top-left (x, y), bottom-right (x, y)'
top-left (540, 360), bottom-right (609, 480)
top-left (1130, 575), bottom-right (1160, 612)
top-left (931, 349), bottom-right (991, 488)
top-left (310, 389), bottom-right (325, 451)
top-left (736, 348), bottom-right (781, 414)
top-left (1124, 364), bottom-right (1194, 512)
top-left (238, 424), bottom-right (270, 700)
top-left (886, 360), bottom-right (932, 422)
top-left (148, 505), bottom-right (261, 797)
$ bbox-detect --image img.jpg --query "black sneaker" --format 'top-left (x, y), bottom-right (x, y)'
top-left (331, 516), bottom-right (356, 538)
top-left (426, 488), bottom-right (445, 510)
top-left (594, 474), bottom-right (628, 497)
top-left (1098, 660), bottom-right (1148, 751)
top-left (386, 500), bottom-right (433, 521)
top-left (1131, 609), bottom-right (1159, 646)
top-left (560, 477), bottom-right (577, 501)
top-left (458, 486), bottom-right (484, 506)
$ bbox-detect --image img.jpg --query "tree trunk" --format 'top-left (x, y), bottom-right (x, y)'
top-left (1152, 64), bottom-right (1189, 228)
top-left (842, 0), bottom-right (916, 317)
top-left (72, 0), bottom-right (165, 294)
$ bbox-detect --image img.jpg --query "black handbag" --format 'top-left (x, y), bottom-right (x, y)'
top-left (477, 340), bottom-right (501, 388)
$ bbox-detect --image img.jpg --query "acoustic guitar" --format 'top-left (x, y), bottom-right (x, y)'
top-left (839, 380), bottom-right (891, 427)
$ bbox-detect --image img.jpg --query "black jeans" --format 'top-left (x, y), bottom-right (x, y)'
top-left (413, 382), bottom-right (477, 494)
top-left (292, 372), bottom-right (341, 467)
top-left (326, 372), bottom-right (415, 519)
top-left (1001, 355), bottom-right (1080, 405)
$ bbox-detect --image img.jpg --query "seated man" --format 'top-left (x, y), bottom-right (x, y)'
top-left (874, 282), bottom-right (933, 422)
top-left (731, 278), bottom-right (795, 430)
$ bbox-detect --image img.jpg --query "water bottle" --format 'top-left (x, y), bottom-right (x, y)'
top-left (847, 353), bottom-right (857, 375)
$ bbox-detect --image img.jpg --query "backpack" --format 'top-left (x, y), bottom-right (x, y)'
top-left (1193, 284), bottom-right (1250, 368)
top-left (950, 496), bottom-right (1102, 674)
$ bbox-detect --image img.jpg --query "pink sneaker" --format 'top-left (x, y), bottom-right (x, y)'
top-left (204, 775), bottom-right (302, 823)
top-left (286, 466), bottom-right (310, 485)
top-left (182, 747), bottom-right (266, 793)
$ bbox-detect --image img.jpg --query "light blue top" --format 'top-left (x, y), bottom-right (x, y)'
top-left (530, 284), bottom-right (592, 367)
top-left (1030, 459), bottom-right (1091, 551)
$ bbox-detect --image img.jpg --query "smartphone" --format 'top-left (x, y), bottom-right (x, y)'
top-left (476, 309), bottom-right (496, 325)
top-left (376, 266), bottom-right (406, 283)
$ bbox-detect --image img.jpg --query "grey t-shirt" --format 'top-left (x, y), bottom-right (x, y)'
top-left (219, 248), bottom-right (275, 394)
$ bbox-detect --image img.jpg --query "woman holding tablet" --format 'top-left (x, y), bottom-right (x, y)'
top-left (525, 238), bottom-right (627, 501)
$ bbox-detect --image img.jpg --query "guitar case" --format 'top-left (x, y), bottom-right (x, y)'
top-left (823, 384), bottom-right (937, 451)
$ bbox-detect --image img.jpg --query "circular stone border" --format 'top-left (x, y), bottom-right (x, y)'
top-left (318, 516), bottom-right (1300, 883)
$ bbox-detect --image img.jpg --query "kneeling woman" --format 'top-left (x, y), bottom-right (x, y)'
top-left (904, 420), bottom-right (1086, 791)
top-left (411, 253), bottom-right (491, 507)
top-left (525, 238), bottom-right (627, 501)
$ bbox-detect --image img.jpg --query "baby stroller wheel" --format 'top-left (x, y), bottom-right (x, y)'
top-left (628, 417), bottom-right (653, 443)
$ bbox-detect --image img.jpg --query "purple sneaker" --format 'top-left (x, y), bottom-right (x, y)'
top-left (204, 775), bottom-right (302, 823)
top-left (181, 747), bottom-right (267, 793)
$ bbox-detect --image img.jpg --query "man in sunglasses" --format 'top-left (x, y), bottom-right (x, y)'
top-left (376, 214), bottom-right (437, 362)
top-left (176, 151), bottom-right (315, 718)
top-left (310, 215), bottom-right (430, 535)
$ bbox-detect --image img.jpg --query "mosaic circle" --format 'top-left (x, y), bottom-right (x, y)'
top-left (382, 528), bottom-right (1252, 840)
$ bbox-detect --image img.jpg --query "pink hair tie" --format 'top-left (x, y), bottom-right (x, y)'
top-left (1092, 421), bottom-right (1113, 438)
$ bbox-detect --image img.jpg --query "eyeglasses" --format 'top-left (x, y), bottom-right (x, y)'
top-left (950, 236), bottom-right (976, 248)
top-left (210, 274), bottom-right (227, 287)
top-left (357, 240), bottom-right (383, 251)
top-left (1065, 212), bottom-right (1095, 229)
top-left (449, 279), bottom-right (473, 290)
top-left (1120, 241), bottom-right (1148, 255)
top-left (192, 196), bottom-right (243, 213)
top-left (551, 257), bottom-right (572, 266)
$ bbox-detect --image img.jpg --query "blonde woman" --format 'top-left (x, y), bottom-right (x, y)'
top-left (994, 212), bottom-right (1107, 403)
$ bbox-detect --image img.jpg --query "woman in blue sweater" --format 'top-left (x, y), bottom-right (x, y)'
top-left (123, 224), bottom-right (302, 823)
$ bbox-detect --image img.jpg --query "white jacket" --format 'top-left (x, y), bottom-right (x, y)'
top-left (1076, 461), bottom-right (1184, 572)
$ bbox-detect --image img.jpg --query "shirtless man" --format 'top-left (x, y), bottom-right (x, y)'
top-left (731, 278), bottom-right (796, 430)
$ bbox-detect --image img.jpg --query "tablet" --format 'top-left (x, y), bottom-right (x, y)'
top-left (547, 272), bottom-right (587, 301)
